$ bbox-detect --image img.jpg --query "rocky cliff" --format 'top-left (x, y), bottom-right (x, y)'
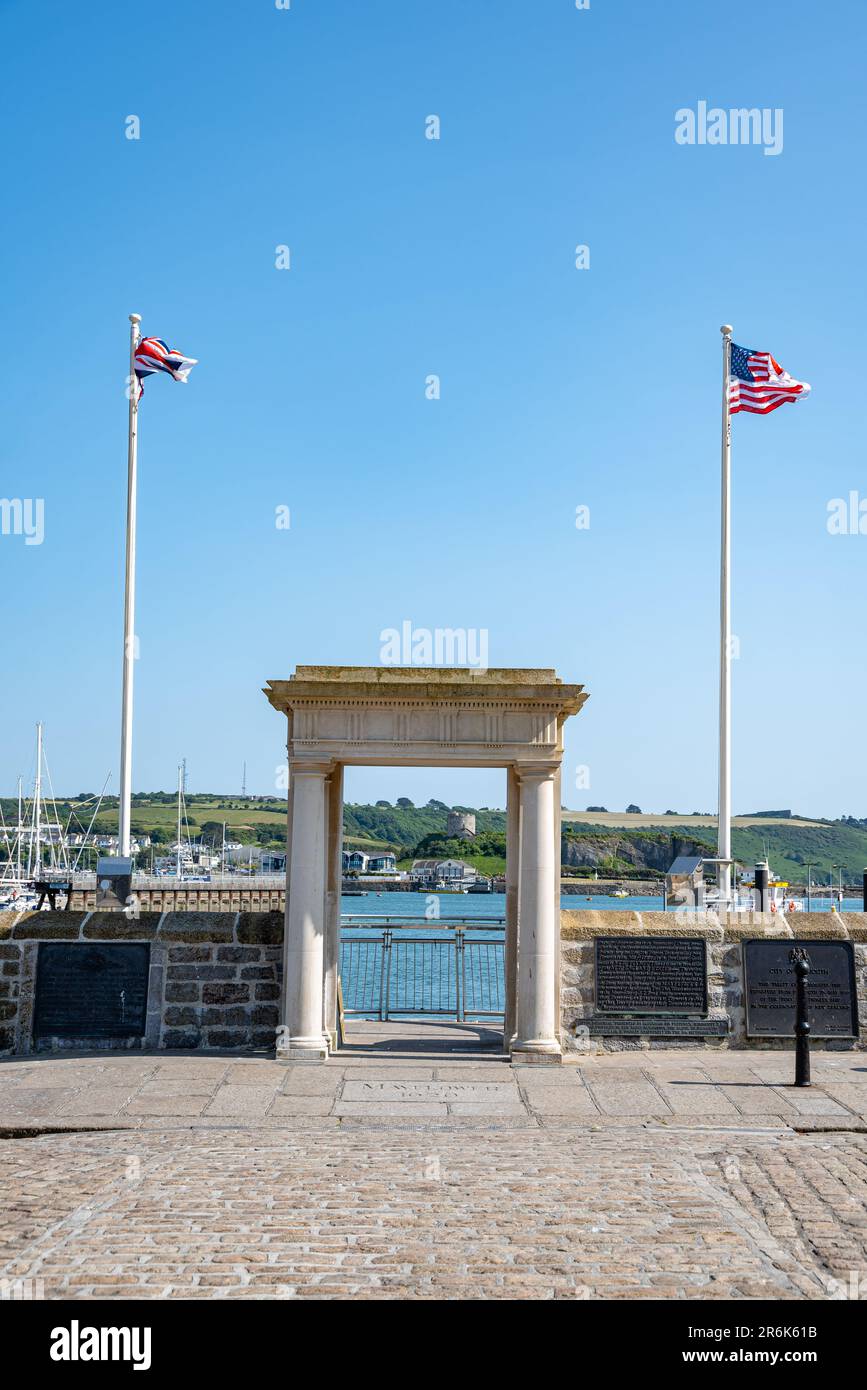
top-left (561, 830), bottom-right (713, 873)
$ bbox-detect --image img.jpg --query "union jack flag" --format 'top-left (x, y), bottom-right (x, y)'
top-left (729, 343), bottom-right (810, 416)
top-left (134, 336), bottom-right (198, 395)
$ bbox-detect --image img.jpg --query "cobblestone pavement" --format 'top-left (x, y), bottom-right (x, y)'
top-left (2, 1037), bottom-right (867, 1299)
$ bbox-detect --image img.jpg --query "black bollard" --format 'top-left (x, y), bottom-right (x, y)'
top-left (790, 946), bottom-right (811, 1087)
top-left (755, 860), bottom-right (770, 914)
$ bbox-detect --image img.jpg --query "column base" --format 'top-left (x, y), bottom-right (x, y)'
top-left (510, 1038), bottom-right (563, 1066)
top-left (276, 1035), bottom-right (330, 1064)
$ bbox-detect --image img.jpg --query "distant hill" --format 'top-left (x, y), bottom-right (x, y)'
top-left (561, 819), bottom-right (867, 885)
top-left (3, 794), bottom-right (864, 885)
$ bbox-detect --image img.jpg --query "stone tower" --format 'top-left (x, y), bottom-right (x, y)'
top-left (447, 810), bottom-right (476, 840)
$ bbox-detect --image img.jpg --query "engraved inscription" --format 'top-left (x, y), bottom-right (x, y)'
top-left (595, 937), bottom-right (707, 1015)
top-left (743, 939), bottom-right (858, 1039)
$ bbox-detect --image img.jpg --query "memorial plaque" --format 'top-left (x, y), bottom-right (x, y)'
top-left (34, 943), bottom-right (150, 1040)
top-left (586, 1017), bottom-right (728, 1037)
top-left (743, 939), bottom-right (858, 1039)
top-left (595, 936), bottom-right (707, 1015)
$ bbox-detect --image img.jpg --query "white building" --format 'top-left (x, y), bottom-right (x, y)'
top-left (411, 858), bottom-right (476, 886)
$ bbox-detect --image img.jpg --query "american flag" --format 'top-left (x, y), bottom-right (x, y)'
top-left (134, 336), bottom-right (198, 394)
top-left (729, 343), bottom-right (810, 416)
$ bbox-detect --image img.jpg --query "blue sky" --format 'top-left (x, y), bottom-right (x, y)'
top-left (1, 0), bottom-right (864, 815)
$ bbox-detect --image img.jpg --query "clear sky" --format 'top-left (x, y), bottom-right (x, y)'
top-left (1, 0), bottom-right (864, 816)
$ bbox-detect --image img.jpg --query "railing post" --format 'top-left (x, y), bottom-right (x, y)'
top-left (382, 929), bottom-right (392, 1022)
top-left (455, 930), bottom-right (464, 1022)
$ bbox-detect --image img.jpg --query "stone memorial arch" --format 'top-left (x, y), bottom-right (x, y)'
top-left (264, 667), bottom-right (587, 1063)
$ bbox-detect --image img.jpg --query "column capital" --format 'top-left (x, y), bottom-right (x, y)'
top-left (513, 760), bottom-right (559, 783)
top-left (288, 758), bottom-right (335, 778)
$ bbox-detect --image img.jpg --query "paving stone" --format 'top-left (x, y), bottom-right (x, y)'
top-left (344, 1068), bottom-right (436, 1081)
top-left (652, 1078), bottom-right (743, 1116)
top-left (435, 1065), bottom-right (513, 1081)
top-left (122, 1095), bottom-right (211, 1116)
top-left (136, 1079), bottom-right (218, 1097)
top-left (332, 1102), bottom-right (449, 1117)
top-left (224, 1063), bottom-right (292, 1086)
top-left (585, 1080), bottom-right (673, 1117)
top-left (719, 1085), bottom-right (800, 1116)
top-left (512, 1068), bottom-right (587, 1087)
top-left (769, 1089), bottom-right (854, 1117)
top-left (447, 1102), bottom-right (528, 1116)
top-left (522, 1087), bottom-right (600, 1116)
top-left (204, 1086), bottom-right (277, 1118)
top-left (268, 1095), bottom-right (335, 1117)
top-left (56, 1088), bottom-right (138, 1117)
top-left (281, 1069), bottom-right (344, 1096)
top-left (151, 1061), bottom-right (230, 1079)
top-left (820, 1084), bottom-right (867, 1117)
top-left (0, 1087), bottom-right (72, 1116)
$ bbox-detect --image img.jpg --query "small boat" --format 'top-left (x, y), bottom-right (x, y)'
top-left (612, 889), bottom-right (629, 899)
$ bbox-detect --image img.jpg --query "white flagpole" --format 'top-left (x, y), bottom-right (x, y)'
top-left (119, 312), bottom-right (141, 859)
top-left (718, 324), bottom-right (733, 907)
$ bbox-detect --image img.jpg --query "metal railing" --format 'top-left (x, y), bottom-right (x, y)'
top-left (340, 922), bottom-right (505, 1022)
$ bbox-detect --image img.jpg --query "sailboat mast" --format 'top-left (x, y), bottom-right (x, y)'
top-left (176, 763), bottom-right (183, 881)
top-left (29, 723), bottom-right (43, 879)
top-left (16, 775), bottom-right (22, 882)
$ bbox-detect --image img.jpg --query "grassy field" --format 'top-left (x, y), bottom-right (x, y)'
top-left (561, 811), bottom-right (822, 829)
top-left (396, 854), bottom-right (507, 876)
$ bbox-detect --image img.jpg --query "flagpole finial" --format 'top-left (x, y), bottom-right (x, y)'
top-left (129, 313), bottom-right (141, 325)
top-left (720, 324), bottom-right (733, 336)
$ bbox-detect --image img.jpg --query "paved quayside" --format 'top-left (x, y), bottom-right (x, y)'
top-left (2, 1026), bottom-right (867, 1299)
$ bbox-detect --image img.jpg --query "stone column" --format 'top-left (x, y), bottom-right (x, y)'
top-left (512, 763), bottom-right (562, 1064)
top-left (323, 762), bottom-right (344, 1050)
top-left (277, 760), bottom-right (331, 1062)
top-left (504, 764), bottom-right (520, 1045)
top-left (553, 760), bottom-right (563, 1044)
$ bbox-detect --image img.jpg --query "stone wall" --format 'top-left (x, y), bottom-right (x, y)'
top-left (560, 910), bottom-right (867, 1052)
top-left (0, 911), bottom-right (283, 1056)
top-left (4, 906), bottom-right (865, 1057)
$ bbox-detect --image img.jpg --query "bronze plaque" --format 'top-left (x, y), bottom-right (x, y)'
top-left (744, 939), bottom-right (858, 1039)
top-left (595, 936), bottom-right (707, 1015)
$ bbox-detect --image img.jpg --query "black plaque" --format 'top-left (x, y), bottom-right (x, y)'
top-left (595, 936), bottom-right (707, 1015)
top-left (743, 939), bottom-right (859, 1039)
top-left (586, 1017), bottom-right (728, 1037)
top-left (34, 943), bottom-right (150, 1040)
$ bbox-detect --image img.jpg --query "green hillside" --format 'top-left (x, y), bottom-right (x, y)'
top-left (562, 821), bottom-right (867, 886)
top-left (729, 822), bottom-right (867, 886)
top-left (2, 793), bottom-right (865, 885)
